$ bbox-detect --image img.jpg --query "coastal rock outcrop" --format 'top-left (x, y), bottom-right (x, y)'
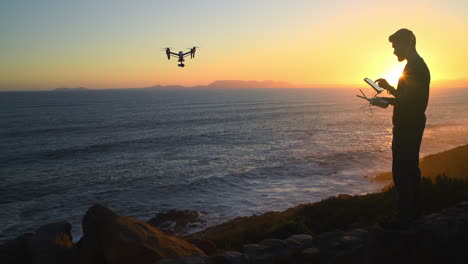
top-left (78, 204), bottom-right (206, 264)
top-left (2, 202), bottom-right (467, 264)
top-left (0, 221), bottom-right (77, 264)
top-left (156, 201), bottom-right (468, 264)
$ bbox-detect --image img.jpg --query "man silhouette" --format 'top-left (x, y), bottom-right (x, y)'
top-left (374, 28), bottom-right (430, 227)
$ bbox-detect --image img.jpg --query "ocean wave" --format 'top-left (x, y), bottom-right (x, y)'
top-left (1, 129), bottom-right (258, 165)
top-left (0, 125), bottom-right (93, 138)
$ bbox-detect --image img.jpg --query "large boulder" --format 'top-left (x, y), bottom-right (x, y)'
top-left (0, 233), bottom-right (34, 264)
top-left (27, 221), bottom-right (76, 264)
top-left (184, 238), bottom-right (217, 255)
top-left (0, 221), bottom-right (76, 264)
top-left (79, 204), bottom-right (205, 264)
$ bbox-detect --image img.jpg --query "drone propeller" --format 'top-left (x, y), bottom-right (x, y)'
top-left (161, 47), bottom-right (173, 51)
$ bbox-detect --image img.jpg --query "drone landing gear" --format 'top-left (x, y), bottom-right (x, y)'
top-left (178, 63), bottom-right (185, 67)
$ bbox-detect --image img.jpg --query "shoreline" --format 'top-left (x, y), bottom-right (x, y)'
top-left (186, 143), bottom-right (468, 250)
top-left (1, 143), bottom-right (467, 244)
top-left (185, 143), bottom-right (468, 234)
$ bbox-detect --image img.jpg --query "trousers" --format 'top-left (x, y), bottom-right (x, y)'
top-left (392, 116), bottom-right (426, 220)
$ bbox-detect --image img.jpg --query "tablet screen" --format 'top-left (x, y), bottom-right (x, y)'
top-left (364, 78), bottom-right (384, 93)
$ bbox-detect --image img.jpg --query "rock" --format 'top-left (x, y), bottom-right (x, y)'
top-left (424, 212), bottom-right (443, 221)
top-left (345, 229), bottom-right (368, 240)
top-left (284, 237), bottom-right (301, 248)
top-left (340, 235), bottom-right (362, 245)
top-left (185, 238), bottom-right (217, 255)
top-left (260, 238), bottom-right (299, 261)
top-left (440, 207), bottom-right (467, 217)
top-left (316, 231), bottom-right (344, 251)
top-left (205, 251), bottom-right (248, 264)
top-left (288, 234), bottom-right (313, 242)
top-left (328, 246), bottom-right (364, 264)
top-left (0, 233), bottom-right (34, 264)
top-left (243, 243), bottom-right (264, 255)
top-left (315, 230), bottom-right (366, 262)
top-left (258, 238), bottom-right (287, 250)
top-left (78, 205), bottom-right (117, 264)
top-left (300, 247), bottom-right (320, 262)
top-left (34, 221), bottom-right (74, 247)
top-left (181, 253), bottom-right (207, 264)
top-left (148, 210), bottom-right (207, 235)
top-left (243, 244), bottom-right (271, 264)
top-left (26, 221), bottom-right (77, 264)
top-left (79, 204), bottom-right (205, 264)
top-left (244, 238), bottom-right (300, 264)
top-left (455, 201), bottom-right (468, 209)
top-left (0, 222), bottom-right (76, 264)
top-left (205, 255), bottom-right (221, 264)
top-left (218, 251), bottom-right (248, 264)
top-left (316, 231), bottom-right (344, 240)
top-left (286, 234), bottom-right (315, 249)
top-left (156, 259), bottom-right (181, 264)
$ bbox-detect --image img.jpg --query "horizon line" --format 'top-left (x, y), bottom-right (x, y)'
top-left (1, 79), bottom-right (467, 92)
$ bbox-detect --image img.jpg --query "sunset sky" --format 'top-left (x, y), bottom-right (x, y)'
top-left (1, 0), bottom-right (467, 90)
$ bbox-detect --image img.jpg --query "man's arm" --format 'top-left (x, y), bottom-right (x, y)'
top-left (375, 78), bottom-right (400, 97)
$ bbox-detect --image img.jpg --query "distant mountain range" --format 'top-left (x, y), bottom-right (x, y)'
top-left (52, 80), bottom-right (321, 91)
top-left (145, 80), bottom-right (300, 90)
top-left (53, 87), bottom-right (89, 91)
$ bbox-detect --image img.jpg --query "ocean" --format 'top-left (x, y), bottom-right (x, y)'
top-left (1, 87), bottom-right (467, 242)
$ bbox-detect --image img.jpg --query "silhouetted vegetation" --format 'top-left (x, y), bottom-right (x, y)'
top-left (374, 144), bottom-right (468, 182)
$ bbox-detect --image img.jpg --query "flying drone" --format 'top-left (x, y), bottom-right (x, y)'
top-left (164, 46), bottom-right (198, 67)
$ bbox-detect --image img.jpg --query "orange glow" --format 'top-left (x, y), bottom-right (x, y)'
top-left (0, 1), bottom-right (467, 90)
top-left (384, 65), bottom-right (406, 86)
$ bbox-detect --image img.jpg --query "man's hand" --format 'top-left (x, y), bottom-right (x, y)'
top-left (375, 78), bottom-right (392, 90)
top-left (369, 98), bottom-right (389, 108)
